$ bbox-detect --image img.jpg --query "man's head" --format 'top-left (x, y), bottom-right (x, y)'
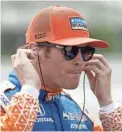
top-left (25, 5), bottom-right (109, 90)
top-left (29, 42), bottom-right (89, 90)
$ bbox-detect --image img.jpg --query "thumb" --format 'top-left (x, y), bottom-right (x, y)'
top-left (85, 70), bottom-right (94, 82)
top-left (11, 54), bottom-right (16, 66)
top-left (85, 70), bottom-right (96, 93)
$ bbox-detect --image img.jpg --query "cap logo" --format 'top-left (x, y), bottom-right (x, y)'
top-left (70, 17), bottom-right (87, 31)
top-left (35, 32), bottom-right (46, 39)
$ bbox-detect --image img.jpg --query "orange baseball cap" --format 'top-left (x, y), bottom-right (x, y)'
top-left (26, 5), bottom-right (109, 48)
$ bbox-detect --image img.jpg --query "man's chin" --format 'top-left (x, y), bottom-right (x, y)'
top-left (60, 75), bottom-right (80, 90)
top-left (63, 82), bottom-right (79, 90)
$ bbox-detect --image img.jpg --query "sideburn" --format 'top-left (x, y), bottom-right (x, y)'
top-left (43, 47), bottom-right (51, 59)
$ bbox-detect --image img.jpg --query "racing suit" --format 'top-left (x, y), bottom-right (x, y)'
top-left (0, 71), bottom-right (122, 131)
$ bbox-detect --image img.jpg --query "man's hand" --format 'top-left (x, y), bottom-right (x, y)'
top-left (84, 54), bottom-right (113, 107)
top-left (11, 49), bottom-right (41, 91)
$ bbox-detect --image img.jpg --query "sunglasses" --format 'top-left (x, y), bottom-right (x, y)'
top-left (38, 42), bottom-right (95, 61)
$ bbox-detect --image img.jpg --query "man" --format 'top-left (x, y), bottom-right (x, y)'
top-left (0, 6), bottom-right (122, 131)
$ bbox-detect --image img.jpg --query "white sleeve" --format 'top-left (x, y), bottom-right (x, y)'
top-left (99, 102), bottom-right (119, 114)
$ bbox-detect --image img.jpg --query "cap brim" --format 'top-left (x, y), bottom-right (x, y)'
top-left (49, 37), bottom-right (109, 48)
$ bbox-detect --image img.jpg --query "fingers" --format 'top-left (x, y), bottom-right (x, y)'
top-left (85, 70), bottom-right (96, 92)
top-left (11, 49), bottom-right (38, 66)
top-left (85, 59), bottom-right (105, 70)
top-left (84, 54), bottom-right (112, 76)
top-left (85, 69), bottom-right (96, 82)
top-left (11, 54), bottom-right (16, 66)
top-left (85, 65), bottom-right (101, 75)
top-left (17, 49), bottom-right (37, 60)
top-left (85, 69), bottom-right (95, 79)
top-left (92, 54), bottom-right (110, 68)
top-left (85, 54), bottom-right (111, 70)
top-left (11, 49), bottom-right (41, 89)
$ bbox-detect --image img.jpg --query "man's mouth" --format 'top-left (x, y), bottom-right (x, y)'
top-left (65, 67), bottom-right (84, 77)
top-left (73, 72), bottom-right (82, 74)
top-left (69, 72), bottom-right (82, 78)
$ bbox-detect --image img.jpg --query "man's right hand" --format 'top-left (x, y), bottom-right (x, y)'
top-left (11, 49), bottom-right (41, 91)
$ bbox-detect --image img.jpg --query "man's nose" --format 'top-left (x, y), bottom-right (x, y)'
top-left (72, 51), bottom-right (84, 66)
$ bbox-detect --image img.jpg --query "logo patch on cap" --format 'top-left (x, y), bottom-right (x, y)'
top-left (70, 17), bottom-right (87, 31)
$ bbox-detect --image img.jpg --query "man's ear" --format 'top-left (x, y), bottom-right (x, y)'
top-left (28, 42), bottom-right (39, 51)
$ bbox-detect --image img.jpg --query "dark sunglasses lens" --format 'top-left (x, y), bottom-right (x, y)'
top-left (81, 46), bottom-right (95, 61)
top-left (63, 46), bottom-right (79, 60)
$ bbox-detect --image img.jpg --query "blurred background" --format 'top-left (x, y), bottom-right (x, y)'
top-left (1, 1), bottom-right (122, 124)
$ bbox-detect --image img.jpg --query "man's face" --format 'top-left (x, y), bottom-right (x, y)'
top-left (38, 46), bottom-right (85, 90)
